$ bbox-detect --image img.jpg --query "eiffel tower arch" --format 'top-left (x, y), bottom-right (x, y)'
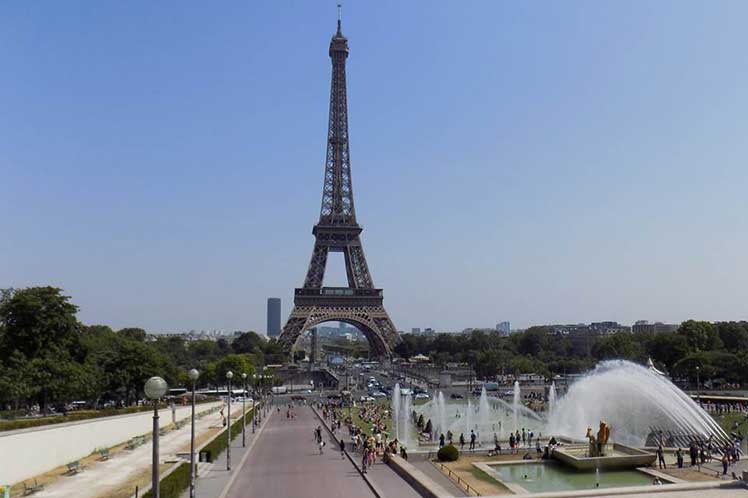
top-left (279, 16), bottom-right (400, 359)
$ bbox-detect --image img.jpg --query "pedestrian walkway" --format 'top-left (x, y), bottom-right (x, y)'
top-left (181, 406), bottom-right (268, 498)
top-left (220, 406), bottom-right (375, 498)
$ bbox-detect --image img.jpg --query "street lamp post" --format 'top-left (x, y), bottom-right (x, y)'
top-left (241, 373), bottom-right (247, 447)
top-left (145, 376), bottom-right (168, 498)
top-left (226, 371), bottom-right (233, 471)
top-left (258, 375), bottom-right (263, 422)
top-left (187, 369), bottom-right (199, 498)
top-left (252, 374), bottom-right (257, 433)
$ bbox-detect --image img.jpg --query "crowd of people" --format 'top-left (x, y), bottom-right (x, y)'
top-left (315, 399), bottom-right (408, 474)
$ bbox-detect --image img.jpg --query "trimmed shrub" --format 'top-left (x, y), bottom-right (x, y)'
top-left (143, 462), bottom-right (190, 498)
top-left (202, 406), bottom-right (257, 462)
top-left (437, 444), bottom-right (459, 462)
top-left (0, 400), bottom-right (214, 432)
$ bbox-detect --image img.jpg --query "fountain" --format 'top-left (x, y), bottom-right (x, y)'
top-left (478, 387), bottom-right (490, 442)
top-left (402, 391), bottom-right (412, 446)
top-left (547, 382), bottom-right (557, 419)
top-left (465, 398), bottom-right (472, 438)
top-left (512, 380), bottom-right (520, 434)
top-left (398, 359), bottom-right (726, 460)
top-left (436, 391), bottom-right (447, 440)
top-left (548, 360), bottom-right (729, 447)
top-left (392, 383), bottom-right (401, 440)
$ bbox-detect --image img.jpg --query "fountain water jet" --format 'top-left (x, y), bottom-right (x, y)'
top-left (478, 387), bottom-right (490, 442)
top-left (550, 360), bottom-right (730, 447)
top-left (548, 382), bottom-right (557, 419)
top-left (437, 391), bottom-right (447, 439)
top-left (392, 383), bottom-right (401, 440)
top-left (402, 391), bottom-right (412, 446)
top-left (512, 381), bottom-right (521, 434)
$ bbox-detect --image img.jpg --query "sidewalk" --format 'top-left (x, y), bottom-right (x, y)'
top-left (179, 406), bottom-right (271, 498)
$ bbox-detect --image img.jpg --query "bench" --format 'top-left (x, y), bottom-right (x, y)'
top-left (126, 435), bottom-right (146, 450)
top-left (99, 448), bottom-right (110, 460)
top-left (66, 461), bottom-right (81, 475)
top-left (23, 479), bottom-right (44, 495)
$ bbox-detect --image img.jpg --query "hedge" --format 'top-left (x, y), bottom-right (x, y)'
top-left (201, 405), bottom-right (257, 462)
top-left (437, 444), bottom-right (459, 462)
top-left (143, 462), bottom-right (190, 498)
top-left (0, 400), bottom-right (215, 432)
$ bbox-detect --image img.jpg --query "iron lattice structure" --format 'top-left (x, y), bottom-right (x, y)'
top-left (279, 19), bottom-right (399, 358)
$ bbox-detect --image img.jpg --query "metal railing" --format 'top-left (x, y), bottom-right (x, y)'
top-left (435, 461), bottom-right (481, 496)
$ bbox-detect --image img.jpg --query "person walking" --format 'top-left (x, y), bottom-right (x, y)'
top-left (339, 438), bottom-right (346, 459)
top-left (656, 445), bottom-right (666, 469)
top-left (459, 433), bottom-right (465, 449)
top-left (439, 433), bottom-right (445, 448)
top-left (470, 430), bottom-right (476, 450)
top-left (319, 439), bottom-right (326, 455)
top-left (361, 451), bottom-right (368, 474)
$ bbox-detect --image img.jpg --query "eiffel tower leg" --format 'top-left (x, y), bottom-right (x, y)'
top-left (279, 307), bottom-right (312, 357)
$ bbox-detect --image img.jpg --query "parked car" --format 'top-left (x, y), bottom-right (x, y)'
top-left (371, 391), bottom-right (387, 398)
top-left (450, 393), bottom-right (464, 399)
top-left (415, 393), bottom-right (430, 400)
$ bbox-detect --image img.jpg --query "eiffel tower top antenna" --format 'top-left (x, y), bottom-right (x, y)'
top-left (337, 4), bottom-right (342, 32)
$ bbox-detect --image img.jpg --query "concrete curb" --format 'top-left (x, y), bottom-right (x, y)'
top-left (387, 455), bottom-right (454, 498)
top-left (310, 406), bottom-right (387, 498)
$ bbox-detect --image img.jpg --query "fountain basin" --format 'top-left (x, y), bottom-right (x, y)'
top-left (479, 460), bottom-right (662, 494)
top-left (551, 443), bottom-right (656, 470)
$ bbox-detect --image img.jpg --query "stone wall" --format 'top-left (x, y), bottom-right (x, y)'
top-left (1, 401), bottom-right (223, 485)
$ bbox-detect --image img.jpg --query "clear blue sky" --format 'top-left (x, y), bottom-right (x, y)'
top-left (2, 1), bottom-right (747, 334)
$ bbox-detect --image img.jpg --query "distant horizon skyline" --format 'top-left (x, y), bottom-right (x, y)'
top-left (3, 2), bottom-right (747, 334)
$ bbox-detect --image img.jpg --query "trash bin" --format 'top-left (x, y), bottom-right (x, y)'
top-left (199, 451), bottom-right (212, 463)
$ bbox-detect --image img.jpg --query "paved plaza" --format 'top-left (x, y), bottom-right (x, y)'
top-left (218, 405), bottom-right (423, 498)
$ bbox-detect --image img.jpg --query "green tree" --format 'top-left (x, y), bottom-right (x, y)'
top-left (678, 320), bottom-right (722, 352)
top-left (232, 331), bottom-right (264, 355)
top-left (209, 354), bottom-right (256, 386)
top-left (646, 332), bottom-right (689, 372)
top-left (716, 322), bottom-right (748, 352)
top-left (0, 287), bottom-right (82, 360)
top-left (0, 287), bottom-right (84, 411)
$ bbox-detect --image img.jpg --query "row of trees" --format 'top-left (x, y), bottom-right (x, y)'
top-left (0, 287), bottom-right (283, 413)
top-left (395, 320), bottom-right (748, 385)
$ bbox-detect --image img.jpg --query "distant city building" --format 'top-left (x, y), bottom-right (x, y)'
top-left (411, 327), bottom-right (421, 334)
top-left (589, 321), bottom-right (630, 335)
top-left (496, 321), bottom-right (511, 336)
top-left (633, 320), bottom-right (678, 334)
top-left (267, 298), bottom-right (281, 337)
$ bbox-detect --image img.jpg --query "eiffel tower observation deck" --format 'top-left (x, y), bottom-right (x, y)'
top-left (278, 15), bottom-right (399, 358)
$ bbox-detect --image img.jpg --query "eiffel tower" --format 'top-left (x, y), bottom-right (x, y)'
top-left (278, 15), bottom-right (399, 358)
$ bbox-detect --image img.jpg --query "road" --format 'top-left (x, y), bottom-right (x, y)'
top-left (222, 406), bottom-right (376, 498)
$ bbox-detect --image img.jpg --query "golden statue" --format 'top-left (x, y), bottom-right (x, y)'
top-left (585, 421), bottom-right (611, 457)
